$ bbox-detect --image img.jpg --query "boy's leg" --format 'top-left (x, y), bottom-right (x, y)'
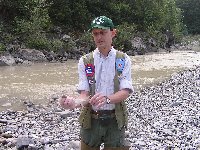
top-left (104, 118), bottom-right (126, 147)
top-left (80, 119), bottom-right (106, 148)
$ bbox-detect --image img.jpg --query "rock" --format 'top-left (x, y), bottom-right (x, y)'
top-left (127, 66), bottom-right (200, 149)
top-left (14, 57), bottom-right (24, 64)
top-left (44, 145), bottom-right (54, 150)
top-left (162, 129), bottom-right (173, 136)
top-left (62, 34), bottom-right (71, 42)
top-left (27, 144), bottom-right (39, 150)
top-left (0, 55), bottom-right (15, 66)
top-left (40, 137), bottom-right (50, 144)
top-left (22, 60), bottom-right (34, 66)
top-left (0, 66), bottom-right (199, 149)
top-left (19, 49), bottom-right (47, 62)
top-left (170, 102), bottom-right (182, 107)
top-left (126, 50), bottom-right (135, 56)
top-left (131, 37), bottom-right (146, 50)
top-left (2, 102), bottom-right (12, 107)
top-left (1, 133), bottom-right (13, 138)
top-left (50, 94), bottom-right (59, 101)
top-left (0, 119), bottom-right (8, 124)
top-left (0, 137), bottom-right (7, 144)
top-left (16, 136), bottom-right (34, 150)
top-left (69, 140), bottom-right (80, 150)
top-left (56, 110), bottom-right (72, 118)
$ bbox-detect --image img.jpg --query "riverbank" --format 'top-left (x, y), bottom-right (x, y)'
top-left (0, 65), bottom-right (199, 149)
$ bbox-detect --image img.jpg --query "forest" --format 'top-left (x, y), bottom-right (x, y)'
top-left (0, 0), bottom-right (199, 53)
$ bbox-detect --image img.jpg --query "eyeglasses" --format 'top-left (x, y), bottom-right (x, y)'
top-left (92, 30), bottom-right (109, 36)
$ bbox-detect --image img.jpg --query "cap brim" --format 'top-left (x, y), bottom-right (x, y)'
top-left (88, 25), bottom-right (110, 32)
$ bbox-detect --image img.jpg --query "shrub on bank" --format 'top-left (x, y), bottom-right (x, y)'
top-left (0, 43), bottom-right (6, 52)
top-left (113, 23), bottom-right (137, 50)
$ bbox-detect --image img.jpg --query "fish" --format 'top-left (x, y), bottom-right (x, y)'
top-left (74, 98), bottom-right (89, 108)
top-left (61, 95), bottom-right (89, 108)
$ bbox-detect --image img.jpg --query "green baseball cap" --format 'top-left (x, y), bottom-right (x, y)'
top-left (89, 16), bottom-right (114, 31)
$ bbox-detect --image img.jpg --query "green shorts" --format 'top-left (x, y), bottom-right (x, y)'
top-left (80, 117), bottom-right (125, 148)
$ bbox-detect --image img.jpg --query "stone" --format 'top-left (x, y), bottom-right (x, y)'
top-left (69, 140), bottom-right (80, 150)
top-left (1, 133), bottom-right (13, 138)
top-left (0, 66), bottom-right (199, 149)
top-left (0, 55), bottom-right (15, 66)
top-left (16, 136), bottom-right (34, 149)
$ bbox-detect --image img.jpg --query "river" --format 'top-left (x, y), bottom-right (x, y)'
top-left (0, 50), bottom-right (199, 111)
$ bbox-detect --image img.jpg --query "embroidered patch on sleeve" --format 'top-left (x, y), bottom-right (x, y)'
top-left (116, 58), bottom-right (125, 72)
top-left (85, 64), bottom-right (95, 77)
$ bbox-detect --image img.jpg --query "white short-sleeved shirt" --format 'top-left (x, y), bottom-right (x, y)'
top-left (77, 47), bottom-right (133, 110)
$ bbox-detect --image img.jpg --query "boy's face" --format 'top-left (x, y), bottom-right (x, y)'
top-left (91, 29), bottom-right (116, 50)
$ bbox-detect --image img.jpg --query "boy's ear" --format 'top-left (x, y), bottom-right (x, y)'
top-left (112, 29), bottom-right (117, 37)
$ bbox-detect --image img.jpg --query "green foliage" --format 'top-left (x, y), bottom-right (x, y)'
top-left (26, 33), bottom-right (65, 52)
top-left (176, 0), bottom-right (200, 34)
top-left (14, 0), bottom-right (51, 35)
top-left (51, 39), bottom-right (63, 52)
top-left (11, 0), bottom-right (53, 50)
top-left (0, 0), bottom-right (30, 22)
top-left (0, 23), bottom-right (3, 33)
top-left (163, 1), bottom-right (183, 38)
top-left (126, 0), bottom-right (183, 37)
top-left (0, 23), bottom-right (15, 44)
top-left (108, 2), bottom-right (132, 24)
top-left (113, 23), bottom-right (137, 49)
top-left (1, 33), bottom-right (15, 44)
top-left (48, 0), bottom-right (91, 32)
top-left (1, 0), bottom-right (186, 51)
top-left (26, 33), bottom-right (50, 50)
top-left (78, 31), bottom-right (94, 50)
top-left (62, 39), bottom-right (77, 53)
top-left (0, 43), bottom-right (6, 51)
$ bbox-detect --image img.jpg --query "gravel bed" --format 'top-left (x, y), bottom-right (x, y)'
top-left (0, 66), bottom-right (199, 150)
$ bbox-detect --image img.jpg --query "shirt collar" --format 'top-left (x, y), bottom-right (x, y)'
top-left (94, 47), bottom-right (116, 58)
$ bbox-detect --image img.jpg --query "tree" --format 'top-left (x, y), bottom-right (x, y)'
top-left (176, 0), bottom-right (200, 34)
top-left (47, 0), bottom-right (91, 32)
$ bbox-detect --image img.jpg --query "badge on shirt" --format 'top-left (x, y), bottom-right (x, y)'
top-left (85, 64), bottom-right (95, 77)
top-left (116, 58), bottom-right (125, 72)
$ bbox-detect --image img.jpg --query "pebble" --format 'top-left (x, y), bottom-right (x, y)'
top-left (127, 65), bottom-right (200, 149)
top-left (0, 66), bottom-right (199, 150)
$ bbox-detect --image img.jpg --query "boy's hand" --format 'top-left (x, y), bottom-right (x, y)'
top-left (89, 93), bottom-right (106, 108)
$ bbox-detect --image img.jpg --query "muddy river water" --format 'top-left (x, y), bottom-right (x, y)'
top-left (0, 50), bottom-right (199, 111)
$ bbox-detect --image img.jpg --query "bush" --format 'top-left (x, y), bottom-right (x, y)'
top-left (0, 43), bottom-right (6, 52)
top-left (113, 23), bottom-right (137, 50)
top-left (26, 34), bottom-right (50, 51)
top-left (78, 31), bottom-right (95, 52)
top-left (50, 39), bottom-right (63, 52)
top-left (1, 32), bottom-right (15, 44)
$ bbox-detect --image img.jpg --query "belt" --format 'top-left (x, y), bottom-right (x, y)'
top-left (91, 109), bottom-right (115, 119)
